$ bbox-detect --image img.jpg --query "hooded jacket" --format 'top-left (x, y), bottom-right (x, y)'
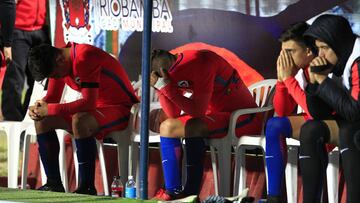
top-left (303, 14), bottom-right (360, 121)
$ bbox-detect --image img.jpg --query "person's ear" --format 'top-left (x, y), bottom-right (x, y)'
top-left (306, 47), bottom-right (313, 57)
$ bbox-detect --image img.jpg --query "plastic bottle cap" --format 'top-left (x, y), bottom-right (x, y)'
top-left (128, 175), bottom-right (133, 179)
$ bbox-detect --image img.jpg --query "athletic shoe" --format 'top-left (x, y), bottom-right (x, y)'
top-left (152, 188), bottom-right (186, 200)
top-left (152, 188), bottom-right (173, 201)
top-left (266, 196), bottom-right (281, 203)
top-left (37, 179), bottom-right (65, 192)
top-left (73, 186), bottom-right (97, 195)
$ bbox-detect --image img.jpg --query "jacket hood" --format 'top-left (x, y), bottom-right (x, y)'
top-left (304, 14), bottom-right (356, 76)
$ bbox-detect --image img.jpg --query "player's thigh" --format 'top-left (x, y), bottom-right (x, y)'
top-left (35, 115), bottom-right (71, 134)
top-left (323, 120), bottom-right (339, 145)
top-left (287, 115), bottom-right (307, 140)
top-left (178, 112), bottom-right (261, 139)
top-left (84, 106), bottom-right (131, 140)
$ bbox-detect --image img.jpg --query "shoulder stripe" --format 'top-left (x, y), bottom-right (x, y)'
top-left (169, 53), bottom-right (183, 72)
top-left (101, 69), bottom-right (139, 103)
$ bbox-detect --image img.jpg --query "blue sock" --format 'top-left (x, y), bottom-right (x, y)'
top-left (160, 137), bottom-right (182, 193)
top-left (75, 137), bottom-right (97, 188)
top-left (265, 117), bottom-right (292, 197)
top-left (37, 131), bottom-right (61, 182)
top-left (183, 137), bottom-right (205, 195)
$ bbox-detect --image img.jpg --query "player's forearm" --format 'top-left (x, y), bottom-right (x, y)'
top-left (158, 92), bottom-right (181, 118)
top-left (159, 85), bottom-right (208, 117)
top-left (47, 98), bottom-right (96, 116)
top-left (47, 88), bottom-right (98, 116)
top-left (43, 78), bottom-right (65, 103)
top-left (273, 81), bottom-right (296, 116)
top-left (283, 76), bottom-right (310, 115)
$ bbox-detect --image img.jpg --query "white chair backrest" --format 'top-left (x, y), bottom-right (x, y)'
top-left (23, 80), bottom-right (48, 123)
top-left (60, 85), bottom-right (82, 103)
top-left (132, 79), bottom-right (158, 103)
top-left (248, 79), bottom-right (277, 107)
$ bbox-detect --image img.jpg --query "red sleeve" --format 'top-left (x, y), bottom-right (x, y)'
top-left (273, 81), bottom-right (297, 116)
top-left (158, 80), bottom-right (212, 117)
top-left (47, 87), bottom-right (98, 116)
top-left (47, 46), bottom-right (101, 116)
top-left (283, 76), bottom-right (310, 116)
top-left (157, 90), bottom-right (182, 118)
top-left (43, 78), bottom-right (65, 103)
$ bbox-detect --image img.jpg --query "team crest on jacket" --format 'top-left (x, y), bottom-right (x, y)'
top-left (178, 80), bottom-right (189, 88)
top-left (75, 77), bottom-right (81, 85)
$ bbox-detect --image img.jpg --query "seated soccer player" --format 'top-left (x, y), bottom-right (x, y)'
top-left (264, 22), bottom-right (317, 203)
top-left (300, 14), bottom-right (360, 203)
top-left (27, 43), bottom-right (138, 195)
top-left (149, 49), bottom-right (263, 200)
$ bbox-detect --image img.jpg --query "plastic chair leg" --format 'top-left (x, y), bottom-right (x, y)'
top-left (285, 146), bottom-right (298, 203)
top-left (97, 141), bottom-right (109, 196)
top-left (57, 132), bottom-right (69, 192)
top-left (210, 146), bottom-right (219, 195)
top-left (20, 133), bottom-right (32, 189)
top-left (6, 125), bottom-right (22, 188)
top-left (327, 149), bottom-right (339, 203)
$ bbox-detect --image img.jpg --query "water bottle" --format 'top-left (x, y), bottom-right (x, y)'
top-left (111, 176), bottom-right (123, 198)
top-left (125, 175), bottom-right (136, 198)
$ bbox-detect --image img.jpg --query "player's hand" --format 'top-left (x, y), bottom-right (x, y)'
top-left (150, 71), bottom-right (159, 87)
top-left (3, 47), bottom-right (12, 64)
top-left (28, 105), bottom-right (43, 121)
top-left (159, 68), bottom-right (170, 84)
top-left (277, 50), bottom-right (296, 81)
top-left (309, 56), bottom-right (331, 84)
top-left (34, 100), bottom-right (48, 117)
top-left (276, 54), bottom-right (283, 82)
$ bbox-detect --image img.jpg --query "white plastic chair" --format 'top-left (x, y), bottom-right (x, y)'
top-left (327, 147), bottom-right (339, 203)
top-left (285, 139), bottom-right (339, 203)
top-left (59, 84), bottom-right (135, 196)
top-left (94, 103), bottom-right (138, 195)
top-left (284, 138), bottom-right (300, 203)
top-left (207, 79), bottom-right (277, 196)
top-left (21, 83), bottom-right (79, 192)
top-left (129, 84), bottom-right (163, 197)
top-left (1, 80), bottom-right (47, 189)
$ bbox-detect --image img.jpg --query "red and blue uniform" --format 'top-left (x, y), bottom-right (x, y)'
top-left (265, 67), bottom-right (312, 198)
top-left (156, 50), bottom-right (263, 195)
top-left (43, 43), bottom-right (138, 139)
top-left (157, 50), bottom-right (262, 138)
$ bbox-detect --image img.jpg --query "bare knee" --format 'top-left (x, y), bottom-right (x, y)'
top-left (185, 118), bottom-right (209, 138)
top-left (159, 118), bottom-right (180, 137)
top-left (72, 113), bottom-right (98, 139)
top-left (35, 120), bottom-right (50, 134)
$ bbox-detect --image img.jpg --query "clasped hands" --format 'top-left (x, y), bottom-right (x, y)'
top-left (308, 56), bottom-right (332, 84)
top-left (28, 100), bottom-right (48, 121)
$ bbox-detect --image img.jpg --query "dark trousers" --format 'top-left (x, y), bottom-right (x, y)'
top-left (299, 119), bottom-right (360, 203)
top-left (1, 28), bottom-right (49, 121)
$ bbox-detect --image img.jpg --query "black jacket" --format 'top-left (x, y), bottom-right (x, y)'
top-left (304, 15), bottom-right (360, 122)
top-left (0, 0), bottom-right (15, 47)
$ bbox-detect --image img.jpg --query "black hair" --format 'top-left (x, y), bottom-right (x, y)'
top-left (28, 44), bottom-right (60, 81)
top-left (279, 22), bottom-right (316, 54)
top-left (150, 49), bottom-right (175, 72)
